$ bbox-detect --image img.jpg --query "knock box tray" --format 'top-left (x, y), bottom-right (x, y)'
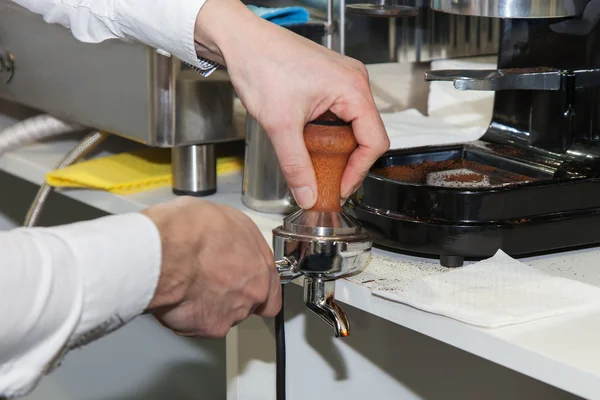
top-left (345, 142), bottom-right (600, 266)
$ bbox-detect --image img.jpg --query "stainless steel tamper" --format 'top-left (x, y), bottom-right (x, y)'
top-left (272, 112), bottom-right (372, 338)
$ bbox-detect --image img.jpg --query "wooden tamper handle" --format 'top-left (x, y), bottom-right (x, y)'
top-left (304, 111), bottom-right (358, 212)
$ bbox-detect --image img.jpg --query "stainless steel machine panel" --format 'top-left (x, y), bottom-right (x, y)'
top-left (430, 0), bottom-right (587, 19)
top-left (0, 1), bottom-right (239, 147)
top-left (247, 0), bottom-right (500, 64)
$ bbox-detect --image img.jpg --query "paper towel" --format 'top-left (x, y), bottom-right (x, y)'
top-left (372, 251), bottom-right (600, 328)
top-left (378, 56), bottom-right (499, 150)
top-left (382, 109), bottom-right (485, 150)
top-left (428, 56), bottom-right (497, 128)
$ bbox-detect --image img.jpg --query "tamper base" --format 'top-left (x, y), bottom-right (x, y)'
top-left (283, 209), bottom-right (364, 237)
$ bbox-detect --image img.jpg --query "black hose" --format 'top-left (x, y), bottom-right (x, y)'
top-left (275, 284), bottom-right (286, 400)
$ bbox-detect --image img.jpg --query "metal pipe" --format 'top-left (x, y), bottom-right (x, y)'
top-left (339, 0), bottom-right (346, 54)
top-left (24, 131), bottom-right (108, 227)
top-left (0, 114), bottom-right (83, 155)
top-left (327, 0), bottom-right (334, 49)
top-left (389, 17), bottom-right (397, 61)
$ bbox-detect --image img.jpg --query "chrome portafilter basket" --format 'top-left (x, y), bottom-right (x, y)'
top-left (273, 209), bottom-right (372, 337)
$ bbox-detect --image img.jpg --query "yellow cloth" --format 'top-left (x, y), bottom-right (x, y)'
top-left (46, 148), bottom-right (243, 195)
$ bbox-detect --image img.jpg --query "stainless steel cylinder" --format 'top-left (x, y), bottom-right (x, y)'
top-left (172, 144), bottom-right (216, 196)
top-left (242, 115), bottom-right (298, 214)
top-left (430, 0), bottom-right (587, 18)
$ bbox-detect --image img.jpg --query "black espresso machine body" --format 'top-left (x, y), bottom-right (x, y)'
top-left (346, 7), bottom-right (600, 267)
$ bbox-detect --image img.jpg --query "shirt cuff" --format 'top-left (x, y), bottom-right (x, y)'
top-left (115, 0), bottom-right (211, 69)
top-left (0, 231), bottom-right (83, 398)
top-left (44, 213), bottom-right (161, 351)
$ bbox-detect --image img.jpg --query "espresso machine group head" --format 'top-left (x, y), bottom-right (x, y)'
top-left (273, 112), bottom-right (372, 337)
top-left (347, 0), bottom-right (600, 267)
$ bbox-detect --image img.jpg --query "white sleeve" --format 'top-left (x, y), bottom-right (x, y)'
top-left (10, 0), bottom-right (210, 69)
top-left (0, 213), bottom-right (161, 398)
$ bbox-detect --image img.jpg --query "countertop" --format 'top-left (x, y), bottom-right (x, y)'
top-left (2, 61), bottom-right (600, 400)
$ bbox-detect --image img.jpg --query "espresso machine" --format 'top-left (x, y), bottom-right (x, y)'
top-left (347, 0), bottom-right (600, 267)
top-left (0, 0), bottom-right (241, 196)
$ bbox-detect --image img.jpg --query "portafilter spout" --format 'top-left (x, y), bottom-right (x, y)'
top-left (272, 111), bottom-right (372, 338)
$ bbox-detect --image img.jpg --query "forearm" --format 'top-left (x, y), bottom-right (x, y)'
top-left (0, 214), bottom-right (160, 398)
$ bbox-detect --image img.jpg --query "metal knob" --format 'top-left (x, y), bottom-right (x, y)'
top-left (0, 47), bottom-right (15, 84)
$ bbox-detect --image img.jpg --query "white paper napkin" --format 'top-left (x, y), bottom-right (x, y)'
top-left (379, 57), bottom-right (499, 150)
top-left (427, 56), bottom-right (497, 128)
top-left (372, 251), bottom-right (600, 328)
top-left (382, 108), bottom-right (486, 150)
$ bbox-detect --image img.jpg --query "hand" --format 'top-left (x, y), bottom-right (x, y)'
top-left (194, 0), bottom-right (390, 209)
top-left (142, 197), bottom-right (281, 338)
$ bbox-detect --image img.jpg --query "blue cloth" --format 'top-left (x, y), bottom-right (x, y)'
top-left (248, 5), bottom-right (310, 26)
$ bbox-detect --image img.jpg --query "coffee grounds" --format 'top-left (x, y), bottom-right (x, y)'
top-left (485, 143), bottom-right (525, 157)
top-left (426, 169), bottom-right (491, 188)
top-left (444, 172), bottom-right (485, 183)
top-left (373, 159), bottom-right (537, 187)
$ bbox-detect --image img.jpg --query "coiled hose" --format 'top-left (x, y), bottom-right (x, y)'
top-left (0, 114), bottom-right (84, 155)
top-left (24, 131), bottom-right (108, 227)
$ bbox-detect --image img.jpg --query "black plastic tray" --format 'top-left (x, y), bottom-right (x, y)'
top-left (347, 199), bottom-right (600, 266)
top-left (359, 144), bottom-right (600, 223)
top-left (347, 144), bottom-right (600, 266)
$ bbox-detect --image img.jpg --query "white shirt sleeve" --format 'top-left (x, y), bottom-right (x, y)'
top-left (0, 213), bottom-right (161, 398)
top-left (10, 0), bottom-right (210, 69)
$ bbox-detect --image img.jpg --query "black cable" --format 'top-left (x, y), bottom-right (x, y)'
top-left (275, 284), bottom-right (286, 400)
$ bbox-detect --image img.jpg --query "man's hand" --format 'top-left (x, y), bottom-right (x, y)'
top-left (194, 0), bottom-right (390, 209)
top-left (142, 197), bottom-right (281, 338)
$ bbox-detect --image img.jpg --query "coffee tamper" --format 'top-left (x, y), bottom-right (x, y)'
top-left (273, 112), bottom-right (372, 338)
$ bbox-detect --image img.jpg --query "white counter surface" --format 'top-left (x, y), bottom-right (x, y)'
top-left (2, 61), bottom-right (600, 399)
